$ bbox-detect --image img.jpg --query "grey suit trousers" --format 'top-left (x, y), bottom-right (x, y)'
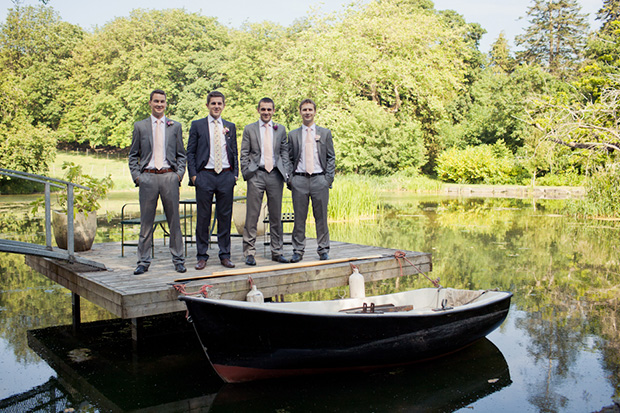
top-left (137, 172), bottom-right (184, 267)
top-left (290, 173), bottom-right (330, 256)
top-left (243, 169), bottom-right (285, 257)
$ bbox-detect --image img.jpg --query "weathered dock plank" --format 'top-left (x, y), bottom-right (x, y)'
top-left (25, 237), bottom-right (432, 320)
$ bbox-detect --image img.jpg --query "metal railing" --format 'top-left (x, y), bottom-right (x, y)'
top-left (0, 168), bottom-right (90, 263)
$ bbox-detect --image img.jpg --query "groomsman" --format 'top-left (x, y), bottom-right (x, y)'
top-left (187, 91), bottom-right (239, 269)
top-left (288, 99), bottom-right (335, 263)
top-left (240, 97), bottom-right (291, 265)
top-left (128, 89), bottom-right (186, 275)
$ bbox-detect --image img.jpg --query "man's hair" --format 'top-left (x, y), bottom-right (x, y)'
top-left (299, 98), bottom-right (316, 111)
top-left (258, 97), bottom-right (275, 110)
top-left (207, 90), bottom-right (226, 105)
top-left (150, 89), bottom-right (166, 101)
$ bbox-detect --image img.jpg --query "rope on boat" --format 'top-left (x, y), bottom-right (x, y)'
top-left (171, 283), bottom-right (213, 297)
top-left (394, 250), bottom-right (442, 288)
top-left (171, 283), bottom-right (215, 320)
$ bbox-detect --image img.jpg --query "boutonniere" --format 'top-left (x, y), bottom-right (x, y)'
top-left (315, 134), bottom-right (320, 142)
top-left (273, 124), bottom-right (278, 131)
top-left (166, 120), bottom-right (174, 127)
top-left (223, 127), bottom-right (230, 135)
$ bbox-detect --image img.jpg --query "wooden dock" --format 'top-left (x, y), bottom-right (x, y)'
top-left (25, 237), bottom-right (431, 324)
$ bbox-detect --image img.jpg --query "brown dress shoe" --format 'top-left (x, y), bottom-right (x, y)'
top-left (195, 259), bottom-right (207, 270)
top-left (220, 258), bottom-right (235, 268)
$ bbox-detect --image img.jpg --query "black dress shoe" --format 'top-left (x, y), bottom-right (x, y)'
top-left (245, 255), bottom-right (256, 266)
top-left (175, 263), bottom-right (187, 273)
top-left (319, 253), bottom-right (329, 261)
top-left (272, 255), bottom-right (290, 263)
top-left (220, 258), bottom-right (235, 268)
top-left (133, 265), bottom-right (148, 275)
top-left (290, 253), bottom-right (302, 263)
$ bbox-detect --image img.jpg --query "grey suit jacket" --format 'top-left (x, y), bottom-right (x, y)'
top-left (240, 121), bottom-right (291, 181)
top-left (288, 125), bottom-right (335, 186)
top-left (128, 117), bottom-right (186, 185)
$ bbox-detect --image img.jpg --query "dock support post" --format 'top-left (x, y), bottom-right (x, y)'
top-left (131, 317), bottom-right (142, 343)
top-left (72, 293), bottom-right (81, 333)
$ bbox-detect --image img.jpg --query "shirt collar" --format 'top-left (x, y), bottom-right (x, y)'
top-left (208, 115), bottom-right (221, 125)
top-left (151, 115), bottom-right (165, 124)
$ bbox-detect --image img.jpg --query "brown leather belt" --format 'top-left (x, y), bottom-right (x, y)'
top-left (294, 171), bottom-right (324, 177)
top-left (144, 168), bottom-right (174, 174)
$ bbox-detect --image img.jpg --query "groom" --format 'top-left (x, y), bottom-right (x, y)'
top-left (187, 90), bottom-right (239, 269)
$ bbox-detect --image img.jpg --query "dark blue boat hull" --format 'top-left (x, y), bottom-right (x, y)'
top-left (180, 292), bottom-right (512, 383)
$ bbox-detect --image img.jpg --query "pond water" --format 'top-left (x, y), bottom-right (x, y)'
top-left (0, 193), bottom-right (619, 412)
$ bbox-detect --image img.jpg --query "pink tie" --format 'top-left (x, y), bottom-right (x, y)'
top-left (264, 124), bottom-right (273, 172)
top-left (154, 119), bottom-right (164, 169)
top-left (305, 127), bottom-right (314, 174)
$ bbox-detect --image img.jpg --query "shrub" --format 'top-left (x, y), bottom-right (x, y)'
top-left (435, 141), bottom-right (521, 184)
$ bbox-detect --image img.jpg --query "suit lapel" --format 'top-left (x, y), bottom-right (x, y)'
top-left (254, 122), bottom-right (262, 154)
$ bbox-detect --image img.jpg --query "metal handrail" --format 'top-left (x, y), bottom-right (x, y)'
top-left (0, 168), bottom-right (91, 262)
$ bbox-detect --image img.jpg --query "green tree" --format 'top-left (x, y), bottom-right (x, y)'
top-left (257, 0), bottom-right (473, 174)
top-left (60, 9), bottom-right (229, 148)
top-left (0, 4), bottom-right (78, 180)
top-left (515, 0), bottom-right (589, 77)
top-left (489, 32), bottom-right (516, 73)
top-left (597, 0), bottom-right (620, 34)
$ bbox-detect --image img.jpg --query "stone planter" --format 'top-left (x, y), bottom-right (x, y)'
top-left (232, 201), bottom-right (267, 236)
top-left (52, 210), bottom-right (97, 252)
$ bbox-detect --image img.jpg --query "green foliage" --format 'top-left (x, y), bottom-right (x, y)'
top-left (435, 140), bottom-right (522, 184)
top-left (568, 164), bottom-right (620, 216)
top-left (327, 175), bottom-right (384, 221)
top-left (578, 21), bottom-right (620, 101)
top-left (59, 9), bottom-right (230, 147)
top-left (443, 65), bottom-right (566, 151)
top-left (31, 161), bottom-right (114, 215)
top-left (0, 125), bottom-right (56, 175)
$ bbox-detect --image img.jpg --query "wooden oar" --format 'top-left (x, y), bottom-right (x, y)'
top-left (174, 254), bottom-right (386, 282)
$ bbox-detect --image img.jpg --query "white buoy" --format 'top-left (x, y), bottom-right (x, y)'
top-left (246, 284), bottom-right (264, 303)
top-left (349, 268), bottom-right (365, 298)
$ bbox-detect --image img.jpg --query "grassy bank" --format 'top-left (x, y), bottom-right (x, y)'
top-left (51, 152), bottom-right (446, 221)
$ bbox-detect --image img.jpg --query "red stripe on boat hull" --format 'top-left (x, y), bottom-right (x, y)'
top-left (212, 344), bottom-right (474, 383)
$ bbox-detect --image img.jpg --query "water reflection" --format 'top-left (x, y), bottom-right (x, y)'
top-left (0, 194), bottom-right (619, 411)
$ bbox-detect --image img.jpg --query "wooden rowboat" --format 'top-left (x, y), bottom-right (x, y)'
top-left (180, 287), bottom-right (512, 383)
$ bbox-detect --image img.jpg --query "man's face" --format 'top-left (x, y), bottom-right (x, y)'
top-left (300, 103), bottom-right (316, 126)
top-left (207, 97), bottom-right (225, 119)
top-left (149, 93), bottom-right (167, 119)
top-left (258, 101), bottom-right (274, 123)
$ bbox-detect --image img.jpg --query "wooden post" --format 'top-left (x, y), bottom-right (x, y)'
top-left (131, 317), bottom-right (142, 343)
top-left (72, 293), bottom-right (81, 334)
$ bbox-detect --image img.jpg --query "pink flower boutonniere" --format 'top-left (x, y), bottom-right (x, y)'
top-left (223, 127), bottom-right (230, 135)
top-left (166, 120), bottom-right (174, 127)
top-left (273, 124), bottom-right (279, 131)
top-left (315, 134), bottom-right (321, 142)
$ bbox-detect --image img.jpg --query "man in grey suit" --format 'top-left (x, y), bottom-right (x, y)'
top-left (187, 91), bottom-right (239, 270)
top-left (128, 89), bottom-right (186, 275)
top-left (288, 98), bottom-right (336, 263)
top-left (240, 97), bottom-right (291, 265)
